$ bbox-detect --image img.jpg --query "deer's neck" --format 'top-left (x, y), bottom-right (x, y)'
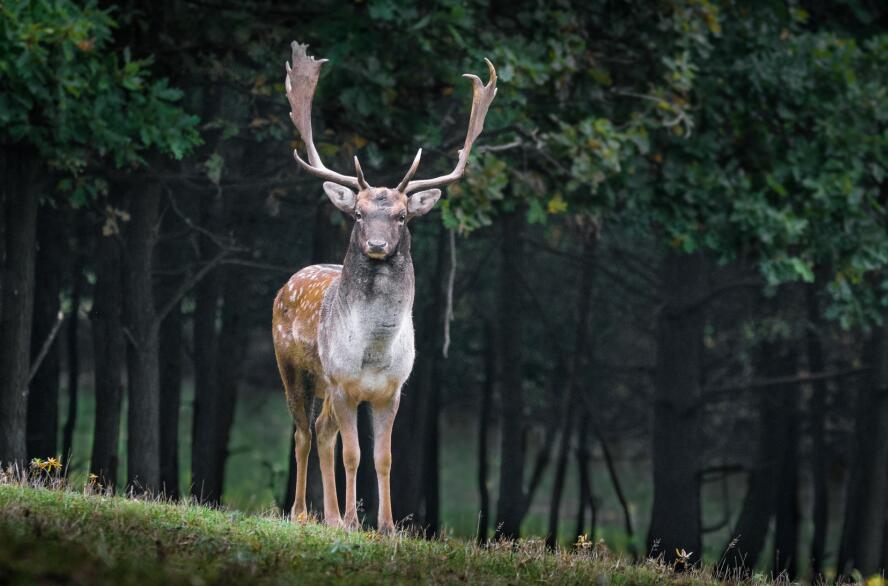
top-left (334, 230), bottom-right (415, 339)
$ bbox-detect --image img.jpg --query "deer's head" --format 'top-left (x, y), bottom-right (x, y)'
top-left (285, 42), bottom-right (497, 260)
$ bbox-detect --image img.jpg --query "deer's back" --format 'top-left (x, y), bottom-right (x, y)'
top-left (272, 264), bottom-right (342, 379)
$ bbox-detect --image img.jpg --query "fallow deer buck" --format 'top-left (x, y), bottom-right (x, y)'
top-left (273, 42), bottom-right (497, 533)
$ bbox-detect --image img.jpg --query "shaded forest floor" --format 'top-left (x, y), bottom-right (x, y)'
top-left (0, 483), bottom-right (777, 586)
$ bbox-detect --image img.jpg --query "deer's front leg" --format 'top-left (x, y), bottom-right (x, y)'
top-left (372, 393), bottom-right (400, 534)
top-left (330, 392), bottom-right (361, 530)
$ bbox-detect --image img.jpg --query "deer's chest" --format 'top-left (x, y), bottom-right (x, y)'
top-left (317, 295), bottom-right (415, 399)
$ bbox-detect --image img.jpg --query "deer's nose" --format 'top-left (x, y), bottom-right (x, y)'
top-left (367, 239), bottom-right (388, 253)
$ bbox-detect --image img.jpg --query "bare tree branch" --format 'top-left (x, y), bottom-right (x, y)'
top-left (578, 393), bottom-right (638, 559)
top-left (442, 229), bottom-right (456, 358)
top-left (154, 248), bottom-right (231, 326)
top-left (221, 258), bottom-right (297, 274)
top-left (28, 310), bottom-right (64, 383)
top-left (167, 192), bottom-right (236, 251)
top-left (702, 367), bottom-right (870, 405)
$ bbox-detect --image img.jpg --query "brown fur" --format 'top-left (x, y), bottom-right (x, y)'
top-left (272, 264), bottom-right (340, 383)
top-left (272, 264), bottom-right (344, 523)
top-left (277, 44), bottom-right (496, 533)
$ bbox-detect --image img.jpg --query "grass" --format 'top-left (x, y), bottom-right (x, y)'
top-left (58, 381), bottom-right (654, 548)
top-left (0, 481), bottom-right (759, 586)
top-left (46, 380), bottom-right (848, 573)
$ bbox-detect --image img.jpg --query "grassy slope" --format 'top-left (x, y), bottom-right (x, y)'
top-left (0, 484), bottom-right (730, 586)
top-left (58, 385), bottom-right (666, 550)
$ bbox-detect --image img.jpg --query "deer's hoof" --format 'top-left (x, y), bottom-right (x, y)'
top-left (324, 515), bottom-right (342, 528)
top-left (342, 514), bottom-right (361, 531)
top-left (290, 510), bottom-right (311, 524)
top-left (377, 522), bottom-right (396, 536)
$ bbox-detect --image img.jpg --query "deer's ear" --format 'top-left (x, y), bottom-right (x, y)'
top-left (407, 189), bottom-right (441, 218)
top-left (323, 182), bottom-right (357, 213)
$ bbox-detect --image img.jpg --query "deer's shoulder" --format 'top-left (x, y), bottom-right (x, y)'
top-left (272, 264), bottom-right (342, 354)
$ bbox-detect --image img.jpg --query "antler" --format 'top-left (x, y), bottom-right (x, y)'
top-left (399, 59), bottom-right (498, 194)
top-left (285, 42), bottom-right (370, 191)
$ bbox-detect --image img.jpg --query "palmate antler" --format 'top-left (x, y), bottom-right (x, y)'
top-left (285, 42), bottom-right (370, 191)
top-left (285, 42), bottom-right (497, 194)
top-left (397, 59), bottom-right (498, 194)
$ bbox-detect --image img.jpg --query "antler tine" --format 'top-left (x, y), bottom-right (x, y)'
top-left (354, 156), bottom-right (370, 190)
top-left (396, 148), bottom-right (422, 192)
top-left (285, 42), bottom-right (361, 190)
top-left (403, 58), bottom-right (498, 195)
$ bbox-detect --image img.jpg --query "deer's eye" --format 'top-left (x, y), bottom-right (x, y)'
top-left (398, 212), bottom-right (407, 223)
top-left (355, 210), bottom-right (363, 220)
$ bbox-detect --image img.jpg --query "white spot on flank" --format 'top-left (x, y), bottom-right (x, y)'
top-left (292, 319), bottom-right (305, 342)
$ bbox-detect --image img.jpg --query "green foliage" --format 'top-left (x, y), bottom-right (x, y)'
top-left (440, 153), bottom-right (507, 234)
top-left (156, 0), bottom-right (885, 328)
top-left (0, 0), bottom-right (201, 201)
top-left (175, 1), bottom-right (721, 231)
top-left (6, 0), bottom-right (883, 324)
top-left (647, 12), bottom-right (888, 325)
top-left (532, 3), bottom-right (888, 326)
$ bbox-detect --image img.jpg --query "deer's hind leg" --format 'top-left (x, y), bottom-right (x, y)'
top-left (315, 393), bottom-right (342, 526)
top-left (277, 359), bottom-right (313, 522)
top-left (329, 391), bottom-right (361, 530)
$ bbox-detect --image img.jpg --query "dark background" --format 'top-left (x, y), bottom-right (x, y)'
top-left (2, 0), bottom-right (888, 581)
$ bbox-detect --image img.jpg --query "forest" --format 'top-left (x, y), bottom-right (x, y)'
top-left (2, 0), bottom-right (888, 582)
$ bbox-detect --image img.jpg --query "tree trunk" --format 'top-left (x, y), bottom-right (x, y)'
top-left (191, 188), bottom-right (223, 503)
top-left (547, 411), bottom-right (574, 548)
top-left (0, 148), bottom-right (39, 467)
top-left (725, 404), bottom-right (778, 574)
top-left (390, 362), bottom-right (428, 524)
top-left (357, 402), bottom-right (377, 525)
top-left (61, 248), bottom-right (83, 468)
top-left (477, 321), bottom-right (495, 544)
top-left (721, 341), bottom-right (781, 575)
top-left (422, 357), bottom-right (442, 536)
top-left (190, 274), bottom-right (221, 501)
top-left (806, 285), bottom-right (828, 578)
top-left (90, 232), bottom-right (125, 488)
top-left (123, 184), bottom-right (162, 492)
top-left (27, 207), bottom-right (62, 460)
top-left (156, 206), bottom-right (185, 499)
top-left (546, 230), bottom-right (596, 549)
top-left (212, 266), bottom-right (249, 502)
top-left (158, 301), bottom-right (183, 498)
top-left (575, 417), bottom-right (596, 541)
top-left (391, 223), bottom-right (447, 527)
top-left (421, 229), bottom-right (450, 537)
top-left (722, 323), bottom-right (800, 577)
top-left (494, 209), bottom-right (527, 540)
top-left (598, 425), bottom-right (637, 558)
top-left (0, 155), bottom-right (5, 322)
top-left (838, 320), bottom-right (888, 577)
top-left (647, 250), bottom-right (705, 564)
top-left (772, 349), bottom-right (800, 579)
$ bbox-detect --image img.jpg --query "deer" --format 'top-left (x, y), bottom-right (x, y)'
top-left (272, 42), bottom-right (497, 533)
